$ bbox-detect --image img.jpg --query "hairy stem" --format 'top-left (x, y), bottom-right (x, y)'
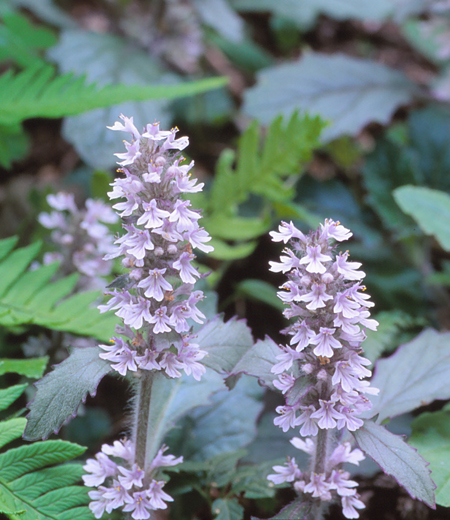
top-left (313, 427), bottom-right (329, 475)
top-left (134, 370), bottom-right (154, 471)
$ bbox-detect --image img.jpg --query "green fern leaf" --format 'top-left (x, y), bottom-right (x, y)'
top-left (0, 237), bottom-right (117, 341)
top-left (0, 65), bottom-right (227, 126)
top-left (0, 383), bottom-right (92, 520)
top-left (0, 385), bottom-right (27, 412)
top-left (205, 112), bottom-right (324, 259)
top-left (0, 358), bottom-right (48, 379)
top-left (0, 439), bottom-right (91, 520)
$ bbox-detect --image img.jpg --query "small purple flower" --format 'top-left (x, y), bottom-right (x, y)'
top-left (147, 480), bottom-right (174, 509)
top-left (122, 491), bottom-right (153, 519)
top-left (310, 399), bottom-right (344, 429)
top-left (138, 268), bottom-right (173, 301)
top-left (83, 453), bottom-right (117, 487)
top-left (267, 457), bottom-right (301, 484)
top-left (118, 463), bottom-right (145, 490)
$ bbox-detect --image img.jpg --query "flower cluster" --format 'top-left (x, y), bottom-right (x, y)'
top-left (38, 192), bottom-right (118, 290)
top-left (267, 219), bottom-right (378, 519)
top-left (97, 115), bottom-right (213, 380)
top-left (83, 440), bottom-right (182, 519)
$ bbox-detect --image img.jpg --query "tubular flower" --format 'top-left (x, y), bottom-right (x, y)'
top-left (267, 219), bottom-right (378, 519)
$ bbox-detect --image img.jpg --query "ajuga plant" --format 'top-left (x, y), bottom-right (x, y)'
top-left (38, 191), bottom-right (118, 291)
top-left (81, 114), bottom-right (214, 518)
top-left (264, 219), bottom-right (436, 520)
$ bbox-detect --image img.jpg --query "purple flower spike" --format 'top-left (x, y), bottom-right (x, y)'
top-left (268, 219), bottom-right (378, 519)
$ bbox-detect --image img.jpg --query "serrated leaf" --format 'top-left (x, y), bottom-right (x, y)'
top-left (409, 410), bottom-right (450, 507)
top-left (243, 53), bottom-right (417, 142)
top-left (365, 329), bottom-right (450, 423)
top-left (251, 497), bottom-right (313, 520)
top-left (196, 315), bottom-right (254, 374)
top-left (24, 346), bottom-right (112, 441)
top-left (0, 357), bottom-right (48, 378)
top-left (212, 497), bottom-right (244, 520)
top-left (394, 186), bottom-right (450, 251)
top-left (352, 420), bottom-right (435, 507)
top-left (229, 336), bottom-right (280, 390)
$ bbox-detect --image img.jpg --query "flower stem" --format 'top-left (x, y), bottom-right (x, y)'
top-left (313, 427), bottom-right (328, 475)
top-left (134, 370), bottom-right (154, 472)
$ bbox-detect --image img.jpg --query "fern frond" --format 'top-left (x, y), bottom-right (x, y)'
top-left (0, 383), bottom-right (92, 520)
top-left (0, 237), bottom-right (117, 341)
top-left (202, 112), bottom-right (324, 259)
top-left (0, 65), bottom-right (227, 126)
top-left (209, 112), bottom-right (324, 217)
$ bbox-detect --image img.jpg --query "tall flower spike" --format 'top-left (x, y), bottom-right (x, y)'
top-left (267, 220), bottom-right (378, 519)
top-left (99, 115), bottom-right (212, 380)
top-left (85, 115), bottom-right (212, 519)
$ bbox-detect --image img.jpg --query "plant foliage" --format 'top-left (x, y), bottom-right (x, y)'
top-left (197, 112), bottom-right (323, 260)
top-left (0, 361), bottom-right (91, 520)
top-left (0, 64), bottom-right (227, 127)
top-left (0, 236), bottom-right (116, 341)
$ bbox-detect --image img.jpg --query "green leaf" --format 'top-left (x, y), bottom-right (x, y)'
top-left (196, 315), bottom-right (255, 374)
top-left (352, 420), bottom-right (435, 507)
top-left (228, 336), bottom-right (280, 390)
top-left (47, 29), bottom-right (223, 169)
top-left (204, 215), bottom-right (271, 241)
top-left (230, 461), bottom-right (278, 498)
top-left (0, 63), bottom-right (226, 128)
top-left (0, 238), bottom-right (117, 340)
top-left (362, 139), bottom-right (418, 232)
top-left (203, 113), bottom-right (323, 260)
top-left (193, 0), bottom-right (244, 42)
top-left (231, 0), bottom-right (392, 29)
top-left (363, 310), bottom-right (417, 363)
top-left (0, 123), bottom-right (29, 168)
top-left (409, 410), bottom-right (450, 507)
top-left (212, 497), bottom-right (244, 520)
top-left (407, 106), bottom-right (450, 192)
top-left (0, 358), bottom-right (48, 378)
top-left (208, 238), bottom-right (258, 261)
top-left (394, 185), bottom-right (450, 251)
top-left (0, 438), bottom-right (91, 520)
top-left (0, 9), bottom-right (57, 67)
top-left (144, 368), bottom-right (225, 466)
top-left (24, 346), bottom-right (112, 441)
top-left (243, 53), bottom-right (417, 142)
top-left (169, 376), bottom-right (264, 462)
top-left (0, 418), bottom-right (26, 450)
top-left (0, 384), bottom-right (27, 412)
top-left (251, 497), bottom-right (313, 520)
top-left (365, 329), bottom-right (450, 423)
top-left (235, 279), bottom-right (285, 312)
